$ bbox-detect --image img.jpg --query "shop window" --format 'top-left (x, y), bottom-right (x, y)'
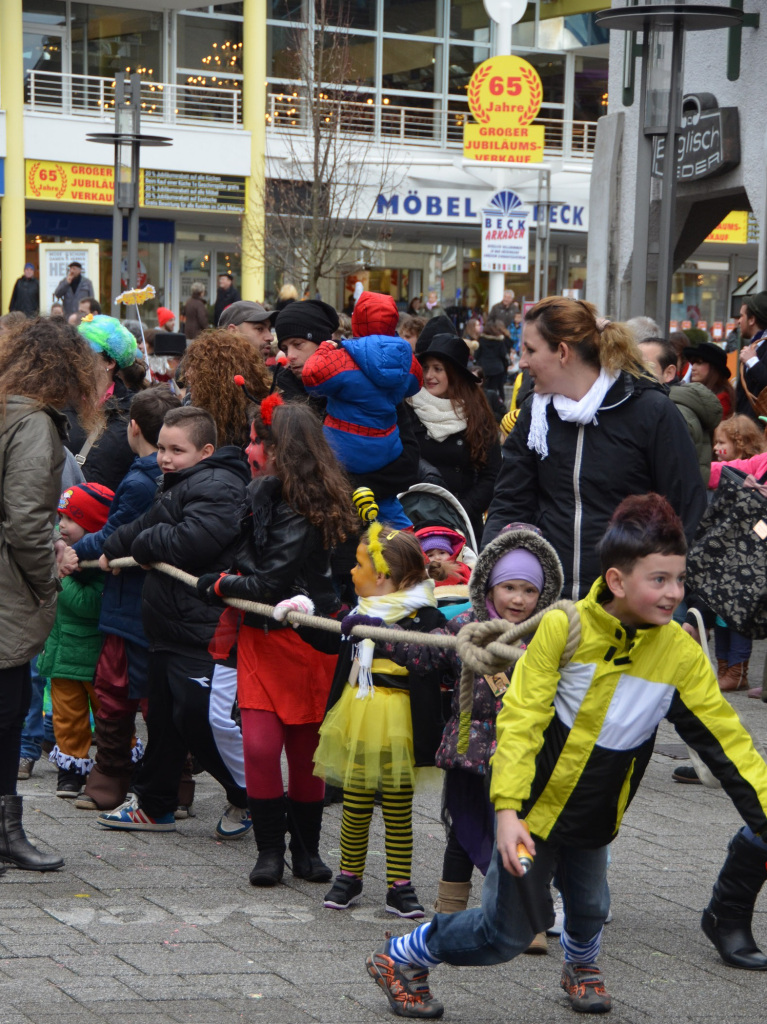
top-left (269, 0), bottom-right (305, 18)
top-left (177, 14), bottom-right (243, 88)
top-left (70, 5), bottom-right (162, 81)
top-left (22, 1), bottom-right (67, 27)
top-left (448, 44), bottom-right (489, 96)
top-left (382, 39), bottom-right (440, 92)
top-left (449, 0), bottom-right (490, 42)
top-left (319, 0), bottom-right (377, 31)
top-left (519, 52), bottom-right (565, 107)
top-left (383, 0), bottom-right (439, 37)
top-left (574, 56), bottom-right (608, 123)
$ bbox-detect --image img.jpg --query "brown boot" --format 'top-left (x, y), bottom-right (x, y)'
top-left (719, 662), bottom-right (749, 692)
top-left (716, 658), bottom-right (728, 686)
top-left (74, 716), bottom-right (136, 810)
top-left (524, 932), bottom-right (548, 955)
top-left (434, 879), bottom-right (471, 914)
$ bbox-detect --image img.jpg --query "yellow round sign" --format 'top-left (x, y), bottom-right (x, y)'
top-left (467, 55), bottom-right (543, 127)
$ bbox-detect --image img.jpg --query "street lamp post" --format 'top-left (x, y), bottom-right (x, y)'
top-left (86, 73), bottom-right (171, 312)
top-left (596, 4), bottom-right (744, 330)
top-left (481, 0), bottom-right (528, 312)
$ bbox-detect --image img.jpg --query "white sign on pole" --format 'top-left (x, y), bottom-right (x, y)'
top-left (480, 190), bottom-right (531, 274)
top-left (39, 242), bottom-right (100, 314)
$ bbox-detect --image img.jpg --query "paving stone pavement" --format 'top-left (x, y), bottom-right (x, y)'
top-left (4, 643), bottom-right (767, 1024)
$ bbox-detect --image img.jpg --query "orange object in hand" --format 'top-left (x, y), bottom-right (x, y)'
top-left (517, 820), bottom-right (533, 875)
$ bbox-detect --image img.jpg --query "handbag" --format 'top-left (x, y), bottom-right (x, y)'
top-left (739, 362), bottom-right (767, 418)
top-left (686, 466), bottom-right (767, 638)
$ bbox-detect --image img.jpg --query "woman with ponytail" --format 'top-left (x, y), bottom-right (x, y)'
top-left (483, 297), bottom-right (707, 599)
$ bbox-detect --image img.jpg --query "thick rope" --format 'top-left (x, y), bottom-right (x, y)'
top-left (454, 599), bottom-right (581, 754)
top-left (80, 557), bottom-right (460, 649)
top-left (82, 558), bottom-right (581, 750)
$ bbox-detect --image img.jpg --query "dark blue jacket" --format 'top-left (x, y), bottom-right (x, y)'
top-left (73, 452), bottom-right (161, 648)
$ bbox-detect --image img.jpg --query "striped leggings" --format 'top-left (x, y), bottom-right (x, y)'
top-left (340, 782), bottom-right (414, 886)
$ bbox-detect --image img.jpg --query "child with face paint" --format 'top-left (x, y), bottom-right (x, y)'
top-left (313, 525), bottom-right (446, 918)
top-left (376, 524), bottom-right (563, 940)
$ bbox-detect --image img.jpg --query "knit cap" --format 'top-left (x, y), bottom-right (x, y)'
top-left (77, 315), bottom-right (138, 369)
top-left (352, 292), bottom-right (399, 338)
top-left (274, 300), bottom-right (339, 345)
top-left (420, 535), bottom-right (453, 555)
top-left (157, 307), bottom-right (175, 329)
top-left (487, 548), bottom-right (544, 592)
top-left (58, 482), bottom-right (114, 533)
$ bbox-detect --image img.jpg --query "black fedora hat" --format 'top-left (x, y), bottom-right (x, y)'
top-left (683, 341), bottom-right (728, 378)
top-left (417, 333), bottom-right (476, 382)
top-left (414, 314), bottom-right (459, 355)
top-left (153, 331), bottom-right (187, 357)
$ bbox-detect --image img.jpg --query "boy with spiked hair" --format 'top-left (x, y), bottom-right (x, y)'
top-left (366, 493), bottom-right (767, 1018)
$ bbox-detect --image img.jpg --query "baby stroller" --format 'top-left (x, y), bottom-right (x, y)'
top-left (398, 483), bottom-right (476, 618)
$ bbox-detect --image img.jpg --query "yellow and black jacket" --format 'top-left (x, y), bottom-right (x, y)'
top-left (490, 577), bottom-right (767, 847)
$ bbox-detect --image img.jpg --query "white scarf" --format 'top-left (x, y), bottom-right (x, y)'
top-left (350, 580), bottom-right (437, 699)
top-left (410, 389), bottom-right (467, 442)
top-left (527, 368), bottom-right (620, 460)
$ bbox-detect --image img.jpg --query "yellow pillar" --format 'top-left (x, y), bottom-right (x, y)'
top-left (241, 0), bottom-right (267, 301)
top-left (0, 0), bottom-right (27, 313)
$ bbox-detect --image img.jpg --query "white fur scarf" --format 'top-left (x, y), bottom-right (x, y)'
top-left (410, 389), bottom-right (466, 442)
top-left (527, 368), bottom-right (619, 459)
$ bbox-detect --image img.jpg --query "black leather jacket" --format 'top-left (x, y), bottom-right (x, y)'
top-left (218, 475), bottom-right (340, 630)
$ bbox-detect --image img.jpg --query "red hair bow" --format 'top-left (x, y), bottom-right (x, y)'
top-left (259, 393), bottom-right (284, 426)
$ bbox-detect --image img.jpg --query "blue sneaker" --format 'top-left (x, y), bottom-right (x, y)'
top-left (97, 793), bottom-right (176, 832)
top-left (215, 803), bottom-right (252, 839)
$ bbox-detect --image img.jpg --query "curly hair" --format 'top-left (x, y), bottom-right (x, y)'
top-left (525, 296), bottom-right (645, 377)
top-left (181, 328), bottom-right (271, 447)
top-left (253, 402), bottom-right (358, 549)
top-left (715, 414), bottom-right (766, 460)
top-left (421, 357), bottom-right (499, 469)
top-left (0, 317), bottom-right (103, 431)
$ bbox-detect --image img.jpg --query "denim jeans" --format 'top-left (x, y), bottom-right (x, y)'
top-left (426, 838), bottom-right (610, 967)
top-left (19, 657), bottom-right (54, 761)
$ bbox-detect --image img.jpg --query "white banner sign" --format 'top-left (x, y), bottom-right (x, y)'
top-left (39, 242), bottom-right (100, 314)
top-left (369, 186), bottom-right (587, 231)
top-left (481, 191), bottom-right (531, 274)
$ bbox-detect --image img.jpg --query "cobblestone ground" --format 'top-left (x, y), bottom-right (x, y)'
top-left (4, 642), bottom-right (767, 1024)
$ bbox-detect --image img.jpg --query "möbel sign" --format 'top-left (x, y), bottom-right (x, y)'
top-left (464, 55), bottom-right (544, 163)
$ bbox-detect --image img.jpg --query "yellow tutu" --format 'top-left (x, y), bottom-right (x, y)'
top-left (313, 683), bottom-right (415, 792)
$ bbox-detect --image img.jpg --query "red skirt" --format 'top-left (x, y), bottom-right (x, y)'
top-left (237, 624), bottom-right (336, 725)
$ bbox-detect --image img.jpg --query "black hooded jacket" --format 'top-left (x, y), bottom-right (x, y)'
top-left (483, 372), bottom-right (707, 600)
top-left (102, 446), bottom-right (249, 653)
top-left (218, 475), bottom-right (341, 630)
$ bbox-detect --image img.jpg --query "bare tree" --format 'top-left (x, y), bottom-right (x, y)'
top-left (243, 0), bottom-right (404, 296)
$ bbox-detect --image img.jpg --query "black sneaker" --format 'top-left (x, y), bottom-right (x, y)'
top-left (324, 873), bottom-right (363, 909)
top-left (56, 768), bottom-right (83, 799)
top-left (672, 765), bottom-right (701, 784)
top-left (386, 882), bottom-right (425, 919)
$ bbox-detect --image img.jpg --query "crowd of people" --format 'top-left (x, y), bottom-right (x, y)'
top-left (2, 283), bottom-right (767, 1018)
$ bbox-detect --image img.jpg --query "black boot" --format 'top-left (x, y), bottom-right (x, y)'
top-left (0, 795), bottom-right (64, 871)
top-left (287, 798), bottom-right (332, 882)
top-left (701, 830), bottom-right (767, 970)
top-left (248, 796), bottom-right (287, 887)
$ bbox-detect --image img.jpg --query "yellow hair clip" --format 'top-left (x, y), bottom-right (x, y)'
top-left (82, 313), bottom-right (94, 323)
top-left (367, 521), bottom-right (399, 576)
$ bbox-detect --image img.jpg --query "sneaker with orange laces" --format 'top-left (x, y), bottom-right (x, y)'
top-left (560, 962), bottom-right (612, 1014)
top-left (366, 944), bottom-right (444, 1019)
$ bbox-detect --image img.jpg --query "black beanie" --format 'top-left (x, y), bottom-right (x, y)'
top-left (415, 314), bottom-right (459, 355)
top-left (274, 300), bottom-right (339, 345)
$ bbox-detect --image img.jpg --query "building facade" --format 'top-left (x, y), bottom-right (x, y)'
top-left (1, 0), bottom-right (610, 319)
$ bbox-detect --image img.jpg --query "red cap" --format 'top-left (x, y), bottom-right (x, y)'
top-left (352, 291), bottom-right (399, 338)
top-left (157, 307), bottom-right (175, 329)
top-left (58, 482), bottom-right (114, 533)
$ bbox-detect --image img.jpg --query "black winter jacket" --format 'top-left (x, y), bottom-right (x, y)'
top-left (102, 446), bottom-right (249, 653)
top-left (483, 372), bottom-right (708, 600)
top-left (407, 404), bottom-right (502, 542)
top-left (218, 475), bottom-right (341, 630)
